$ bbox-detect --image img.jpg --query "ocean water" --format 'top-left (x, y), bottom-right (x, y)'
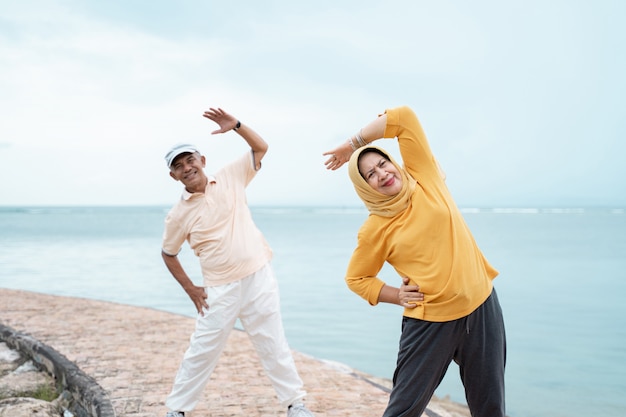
top-left (1, 205), bottom-right (625, 417)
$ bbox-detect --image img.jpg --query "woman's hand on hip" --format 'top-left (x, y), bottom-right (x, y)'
top-left (399, 276), bottom-right (424, 308)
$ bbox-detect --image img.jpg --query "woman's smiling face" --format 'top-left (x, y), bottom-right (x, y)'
top-left (358, 151), bottom-right (403, 196)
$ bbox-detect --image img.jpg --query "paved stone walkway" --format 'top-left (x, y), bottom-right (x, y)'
top-left (0, 289), bottom-right (469, 417)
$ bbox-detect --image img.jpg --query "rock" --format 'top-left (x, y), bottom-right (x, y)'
top-left (0, 344), bottom-right (20, 363)
top-left (0, 343), bottom-right (20, 376)
top-left (0, 397), bottom-right (60, 417)
top-left (13, 360), bottom-right (40, 374)
top-left (0, 366), bottom-right (55, 398)
top-left (0, 343), bottom-right (60, 416)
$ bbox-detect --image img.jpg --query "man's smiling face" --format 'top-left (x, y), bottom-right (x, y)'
top-left (169, 152), bottom-right (208, 193)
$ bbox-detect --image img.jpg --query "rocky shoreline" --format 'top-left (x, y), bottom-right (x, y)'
top-left (0, 288), bottom-right (470, 417)
top-left (0, 342), bottom-right (66, 417)
top-left (0, 340), bottom-right (470, 417)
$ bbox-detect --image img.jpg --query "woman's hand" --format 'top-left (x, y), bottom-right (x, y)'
top-left (323, 140), bottom-right (353, 170)
top-left (399, 276), bottom-right (424, 308)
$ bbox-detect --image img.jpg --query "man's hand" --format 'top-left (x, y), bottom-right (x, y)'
top-left (203, 107), bottom-right (239, 134)
top-left (399, 277), bottom-right (424, 308)
top-left (186, 285), bottom-right (209, 316)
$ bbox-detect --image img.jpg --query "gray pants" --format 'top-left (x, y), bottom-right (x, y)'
top-left (383, 290), bottom-right (506, 417)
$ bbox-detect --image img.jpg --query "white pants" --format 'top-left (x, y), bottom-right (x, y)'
top-left (165, 263), bottom-right (306, 412)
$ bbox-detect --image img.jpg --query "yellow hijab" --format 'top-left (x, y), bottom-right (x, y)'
top-left (348, 146), bottom-right (417, 218)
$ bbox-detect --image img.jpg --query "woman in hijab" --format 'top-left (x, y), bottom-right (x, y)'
top-left (323, 106), bottom-right (506, 417)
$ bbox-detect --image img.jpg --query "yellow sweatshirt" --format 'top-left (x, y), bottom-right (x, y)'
top-left (345, 106), bottom-right (498, 322)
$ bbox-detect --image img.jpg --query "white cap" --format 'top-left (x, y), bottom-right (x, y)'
top-left (164, 143), bottom-right (200, 167)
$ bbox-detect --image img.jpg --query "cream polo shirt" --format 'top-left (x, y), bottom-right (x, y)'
top-left (162, 151), bottom-right (272, 287)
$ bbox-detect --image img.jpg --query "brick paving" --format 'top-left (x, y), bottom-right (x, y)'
top-left (0, 288), bottom-right (469, 417)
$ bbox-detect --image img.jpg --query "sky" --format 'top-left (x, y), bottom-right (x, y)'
top-left (1, 0), bottom-right (625, 208)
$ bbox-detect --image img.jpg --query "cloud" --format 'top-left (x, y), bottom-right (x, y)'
top-left (1, 0), bottom-right (625, 207)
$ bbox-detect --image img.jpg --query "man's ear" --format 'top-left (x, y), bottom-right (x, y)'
top-left (169, 171), bottom-right (179, 181)
top-left (200, 155), bottom-right (206, 167)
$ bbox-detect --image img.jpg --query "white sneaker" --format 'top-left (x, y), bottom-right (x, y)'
top-left (288, 403), bottom-right (314, 417)
top-left (165, 412), bottom-right (184, 417)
